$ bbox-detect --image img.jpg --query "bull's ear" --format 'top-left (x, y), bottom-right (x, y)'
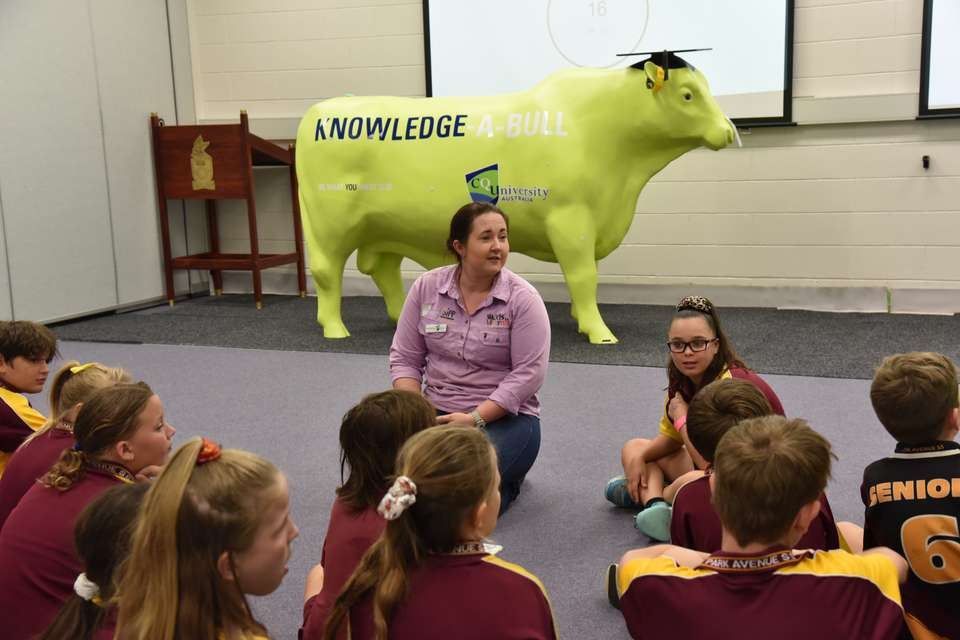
top-left (643, 61), bottom-right (665, 92)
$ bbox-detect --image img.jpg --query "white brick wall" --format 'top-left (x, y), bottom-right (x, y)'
top-left (187, 0), bottom-right (960, 312)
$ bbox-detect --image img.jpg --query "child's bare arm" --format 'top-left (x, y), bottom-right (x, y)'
top-left (861, 547), bottom-right (908, 583)
top-left (620, 544), bottom-right (708, 569)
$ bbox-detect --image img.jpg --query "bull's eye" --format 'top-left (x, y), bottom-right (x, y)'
top-left (682, 91), bottom-right (694, 102)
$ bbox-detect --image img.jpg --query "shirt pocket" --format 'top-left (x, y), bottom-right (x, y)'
top-left (480, 329), bottom-right (511, 349)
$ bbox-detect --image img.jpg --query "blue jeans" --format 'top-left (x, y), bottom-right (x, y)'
top-left (436, 411), bottom-right (541, 514)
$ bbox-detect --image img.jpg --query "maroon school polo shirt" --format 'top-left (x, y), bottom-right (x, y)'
top-left (0, 467), bottom-right (126, 640)
top-left (0, 428), bottom-right (75, 532)
top-left (348, 552), bottom-right (557, 640)
top-left (671, 475), bottom-right (840, 553)
top-left (619, 547), bottom-right (904, 640)
top-left (301, 497), bottom-right (385, 640)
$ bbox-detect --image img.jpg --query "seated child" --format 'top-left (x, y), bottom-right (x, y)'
top-left (613, 415), bottom-right (908, 640)
top-left (324, 425), bottom-right (557, 640)
top-left (0, 320), bottom-right (58, 476)
top-left (0, 361), bottom-right (130, 530)
top-left (863, 352), bottom-right (960, 639)
top-left (606, 297), bottom-right (783, 537)
top-left (660, 378), bottom-right (843, 552)
top-left (301, 389), bottom-right (436, 640)
top-left (38, 482), bottom-right (149, 640)
top-left (116, 437), bottom-right (299, 640)
top-left (0, 383), bottom-right (174, 640)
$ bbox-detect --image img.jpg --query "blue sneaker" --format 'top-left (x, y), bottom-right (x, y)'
top-left (634, 501), bottom-right (672, 542)
top-left (605, 475), bottom-right (640, 508)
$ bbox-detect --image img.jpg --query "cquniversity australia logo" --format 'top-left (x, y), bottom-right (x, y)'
top-left (465, 164), bottom-right (499, 204)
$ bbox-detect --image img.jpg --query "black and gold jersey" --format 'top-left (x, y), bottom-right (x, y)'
top-left (862, 440), bottom-right (960, 639)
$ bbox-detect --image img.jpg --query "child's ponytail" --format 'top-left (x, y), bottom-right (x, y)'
top-left (38, 482), bottom-right (148, 640)
top-left (325, 426), bottom-right (496, 640)
top-left (23, 362), bottom-right (131, 449)
top-left (41, 383), bottom-right (152, 491)
top-left (117, 438), bottom-right (202, 640)
top-left (117, 438), bottom-right (280, 640)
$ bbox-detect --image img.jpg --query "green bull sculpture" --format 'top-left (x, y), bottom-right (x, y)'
top-left (295, 54), bottom-right (735, 344)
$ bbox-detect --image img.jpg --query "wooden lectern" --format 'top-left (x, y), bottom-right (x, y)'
top-left (149, 111), bottom-right (306, 309)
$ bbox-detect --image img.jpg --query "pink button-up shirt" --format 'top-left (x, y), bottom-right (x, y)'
top-left (390, 265), bottom-right (550, 417)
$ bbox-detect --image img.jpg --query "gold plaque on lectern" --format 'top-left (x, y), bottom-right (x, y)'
top-left (190, 135), bottom-right (216, 190)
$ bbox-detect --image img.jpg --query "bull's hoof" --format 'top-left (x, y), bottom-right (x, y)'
top-left (579, 324), bottom-right (619, 344)
top-left (321, 324), bottom-right (351, 339)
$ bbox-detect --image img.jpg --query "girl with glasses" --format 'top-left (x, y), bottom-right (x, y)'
top-left (605, 296), bottom-right (783, 541)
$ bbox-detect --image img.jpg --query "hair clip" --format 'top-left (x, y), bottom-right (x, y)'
top-left (196, 438), bottom-right (221, 465)
top-left (69, 362), bottom-right (99, 375)
top-left (377, 475), bottom-right (417, 520)
top-left (676, 295), bottom-right (714, 314)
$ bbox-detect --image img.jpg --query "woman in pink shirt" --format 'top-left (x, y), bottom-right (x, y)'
top-left (390, 202), bottom-right (551, 513)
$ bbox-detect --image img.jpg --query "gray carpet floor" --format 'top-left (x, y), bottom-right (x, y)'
top-left (39, 340), bottom-right (899, 640)
top-left (52, 294), bottom-right (960, 380)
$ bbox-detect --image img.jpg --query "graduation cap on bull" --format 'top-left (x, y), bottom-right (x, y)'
top-left (616, 48), bottom-right (711, 92)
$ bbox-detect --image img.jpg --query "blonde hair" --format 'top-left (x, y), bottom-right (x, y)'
top-left (325, 426), bottom-right (496, 640)
top-left (713, 416), bottom-right (834, 547)
top-left (42, 383), bottom-right (153, 491)
top-left (21, 361), bottom-right (130, 448)
top-left (116, 438), bottom-right (280, 640)
top-left (871, 352), bottom-right (959, 443)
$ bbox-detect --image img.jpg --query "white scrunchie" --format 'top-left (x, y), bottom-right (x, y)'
top-left (377, 475), bottom-right (417, 520)
top-left (74, 572), bottom-right (100, 601)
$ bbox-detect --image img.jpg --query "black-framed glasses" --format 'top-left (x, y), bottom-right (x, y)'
top-left (666, 338), bottom-right (718, 353)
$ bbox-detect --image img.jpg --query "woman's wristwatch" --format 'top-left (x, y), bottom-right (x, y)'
top-left (470, 410), bottom-right (487, 429)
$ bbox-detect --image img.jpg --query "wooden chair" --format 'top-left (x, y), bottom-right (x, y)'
top-left (149, 110), bottom-right (306, 308)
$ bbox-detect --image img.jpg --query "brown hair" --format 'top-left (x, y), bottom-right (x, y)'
top-left (686, 378), bottom-right (773, 464)
top-left (325, 426), bottom-right (496, 640)
top-left (446, 202), bottom-right (509, 262)
top-left (713, 416), bottom-right (834, 547)
top-left (0, 320), bottom-right (58, 364)
top-left (116, 438), bottom-right (280, 640)
top-left (667, 297), bottom-right (746, 402)
top-left (38, 482), bottom-right (149, 640)
top-left (338, 390), bottom-right (436, 512)
top-left (870, 352), bottom-right (959, 444)
top-left (22, 361), bottom-right (131, 449)
top-left (42, 383), bottom-right (153, 491)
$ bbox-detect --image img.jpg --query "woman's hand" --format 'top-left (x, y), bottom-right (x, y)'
top-left (667, 393), bottom-right (689, 423)
top-left (436, 412), bottom-right (475, 427)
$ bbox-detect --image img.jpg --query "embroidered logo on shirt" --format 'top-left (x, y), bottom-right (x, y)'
top-left (439, 308), bottom-right (456, 320)
top-left (487, 312), bottom-right (510, 327)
